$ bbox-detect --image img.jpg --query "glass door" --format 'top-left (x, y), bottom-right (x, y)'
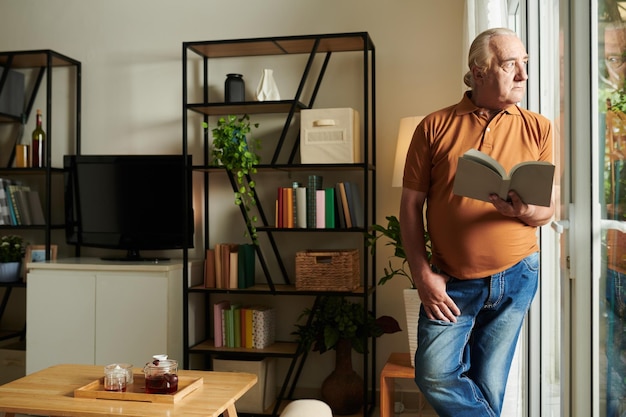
top-left (598, 1), bottom-right (626, 415)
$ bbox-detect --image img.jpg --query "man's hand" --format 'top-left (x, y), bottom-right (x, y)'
top-left (489, 190), bottom-right (554, 226)
top-left (415, 269), bottom-right (461, 323)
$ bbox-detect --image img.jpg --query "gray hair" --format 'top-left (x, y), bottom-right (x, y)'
top-left (463, 27), bottom-right (519, 88)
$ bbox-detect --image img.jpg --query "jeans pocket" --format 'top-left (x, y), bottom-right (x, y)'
top-left (522, 251), bottom-right (539, 272)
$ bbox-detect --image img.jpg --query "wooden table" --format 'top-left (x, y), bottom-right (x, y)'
top-left (380, 352), bottom-right (421, 417)
top-left (0, 364), bottom-right (257, 417)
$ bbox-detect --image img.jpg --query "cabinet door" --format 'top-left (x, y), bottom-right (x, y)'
top-left (94, 272), bottom-right (169, 367)
top-left (26, 270), bottom-right (96, 374)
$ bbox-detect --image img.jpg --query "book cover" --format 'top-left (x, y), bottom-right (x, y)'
top-left (325, 187), bottom-right (335, 228)
top-left (232, 304), bottom-right (242, 347)
top-left (338, 182), bottom-right (352, 227)
top-left (237, 243), bottom-right (255, 289)
top-left (306, 175), bottom-right (323, 228)
top-left (334, 183), bottom-right (346, 228)
top-left (252, 306), bottom-right (276, 349)
top-left (243, 307), bottom-right (254, 348)
top-left (316, 189), bottom-right (326, 228)
top-left (0, 178), bottom-right (12, 225)
top-left (452, 148), bottom-right (555, 207)
top-left (214, 244), bottom-right (223, 289)
top-left (204, 249), bottom-right (216, 288)
top-left (285, 187), bottom-right (294, 228)
top-left (13, 189), bottom-right (31, 225)
top-left (213, 300), bottom-right (230, 348)
top-left (344, 181), bottom-right (363, 228)
top-left (295, 187), bottom-right (308, 228)
top-left (229, 250), bottom-right (239, 289)
top-left (277, 187), bottom-right (284, 228)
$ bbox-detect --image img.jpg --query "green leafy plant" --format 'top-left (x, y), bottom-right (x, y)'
top-left (209, 114), bottom-right (261, 242)
top-left (0, 235), bottom-right (26, 263)
top-left (293, 295), bottom-right (401, 354)
top-left (365, 215), bottom-right (431, 288)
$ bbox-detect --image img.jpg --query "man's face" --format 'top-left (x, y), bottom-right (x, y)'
top-left (477, 35), bottom-right (529, 109)
top-left (605, 26), bottom-right (626, 89)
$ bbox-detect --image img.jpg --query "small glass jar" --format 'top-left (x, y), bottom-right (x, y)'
top-left (143, 355), bottom-right (178, 394)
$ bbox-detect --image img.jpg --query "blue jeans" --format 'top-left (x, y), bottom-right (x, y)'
top-left (414, 252), bottom-right (539, 417)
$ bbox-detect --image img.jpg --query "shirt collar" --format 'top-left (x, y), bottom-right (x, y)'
top-left (455, 91), bottom-right (522, 117)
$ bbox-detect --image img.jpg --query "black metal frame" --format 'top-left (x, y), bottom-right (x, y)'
top-left (181, 32), bottom-right (376, 417)
top-left (0, 49), bottom-right (81, 342)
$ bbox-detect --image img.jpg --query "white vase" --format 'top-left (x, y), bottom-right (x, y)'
top-left (0, 261), bottom-right (21, 282)
top-left (403, 288), bottom-right (421, 368)
top-left (255, 69), bottom-right (280, 101)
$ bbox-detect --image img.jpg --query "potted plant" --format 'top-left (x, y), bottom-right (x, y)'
top-left (208, 114), bottom-right (261, 242)
top-left (293, 295), bottom-right (400, 415)
top-left (0, 235), bottom-right (26, 282)
top-left (365, 214), bottom-right (431, 367)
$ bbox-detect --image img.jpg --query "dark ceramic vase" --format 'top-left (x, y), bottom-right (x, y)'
top-left (321, 338), bottom-right (364, 415)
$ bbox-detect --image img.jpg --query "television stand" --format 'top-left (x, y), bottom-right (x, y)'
top-left (101, 250), bottom-right (170, 263)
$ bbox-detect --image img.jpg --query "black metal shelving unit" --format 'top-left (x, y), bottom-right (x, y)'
top-left (0, 49), bottom-right (81, 342)
top-left (181, 33), bottom-right (376, 417)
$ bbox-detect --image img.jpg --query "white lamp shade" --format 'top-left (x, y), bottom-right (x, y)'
top-left (392, 116), bottom-right (425, 187)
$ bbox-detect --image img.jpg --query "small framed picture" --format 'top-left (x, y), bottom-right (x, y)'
top-left (23, 244), bottom-right (57, 280)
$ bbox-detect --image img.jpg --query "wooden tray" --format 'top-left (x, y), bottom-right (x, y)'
top-left (74, 374), bottom-right (203, 403)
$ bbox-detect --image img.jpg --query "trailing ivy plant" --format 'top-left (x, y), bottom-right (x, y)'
top-left (208, 114), bottom-right (260, 242)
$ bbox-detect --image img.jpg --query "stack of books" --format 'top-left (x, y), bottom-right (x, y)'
top-left (0, 177), bottom-right (45, 226)
top-left (212, 301), bottom-right (276, 349)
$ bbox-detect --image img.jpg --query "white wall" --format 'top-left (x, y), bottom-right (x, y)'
top-left (0, 0), bottom-right (464, 390)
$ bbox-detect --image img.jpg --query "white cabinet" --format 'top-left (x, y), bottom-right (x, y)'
top-left (26, 258), bottom-right (201, 374)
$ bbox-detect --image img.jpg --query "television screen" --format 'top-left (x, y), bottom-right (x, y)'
top-left (64, 154), bottom-right (193, 261)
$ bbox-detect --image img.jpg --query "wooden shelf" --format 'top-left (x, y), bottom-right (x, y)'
top-left (190, 340), bottom-right (299, 357)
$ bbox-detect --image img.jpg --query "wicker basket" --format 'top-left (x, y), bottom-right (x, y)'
top-left (295, 249), bottom-right (360, 291)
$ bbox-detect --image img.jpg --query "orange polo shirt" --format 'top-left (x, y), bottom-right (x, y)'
top-left (403, 93), bottom-right (553, 279)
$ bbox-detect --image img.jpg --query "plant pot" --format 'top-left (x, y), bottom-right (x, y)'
top-left (321, 338), bottom-right (363, 415)
top-left (0, 262), bottom-right (21, 283)
top-left (403, 288), bottom-right (420, 368)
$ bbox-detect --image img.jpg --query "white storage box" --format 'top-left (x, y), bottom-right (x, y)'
top-left (213, 357), bottom-right (276, 413)
top-left (300, 108), bottom-right (361, 163)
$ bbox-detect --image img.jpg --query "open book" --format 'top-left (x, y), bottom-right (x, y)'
top-left (452, 148), bottom-right (555, 207)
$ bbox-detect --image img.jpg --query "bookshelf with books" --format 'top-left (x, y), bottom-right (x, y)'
top-left (0, 50), bottom-right (81, 343)
top-left (182, 33), bottom-right (375, 416)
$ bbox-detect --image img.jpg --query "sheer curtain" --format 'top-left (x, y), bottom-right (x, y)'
top-left (462, 1), bottom-right (524, 416)
top-left (462, 0), bottom-right (510, 93)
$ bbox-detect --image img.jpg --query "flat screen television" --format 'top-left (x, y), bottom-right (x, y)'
top-left (64, 154), bottom-right (193, 262)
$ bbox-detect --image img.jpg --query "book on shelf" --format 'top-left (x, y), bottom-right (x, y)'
top-left (252, 306), bottom-right (276, 349)
top-left (315, 189), bottom-right (326, 228)
top-left (334, 182), bottom-right (346, 228)
top-left (452, 148), bottom-right (555, 207)
top-left (212, 303), bottom-right (275, 350)
top-left (204, 249), bottom-right (216, 288)
top-left (295, 187), bottom-right (307, 228)
top-left (213, 300), bottom-right (230, 348)
top-left (237, 243), bottom-right (255, 289)
top-left (343, 181), bottom-right (363, 228)
top-left (0, 178), bottom-right (13, 225)
top-left (306, 175), bottom-right (323, 228)
top-left (337, 182), bottom-right (352, 227)
top-left (325, 187), bottom-right (336, 228)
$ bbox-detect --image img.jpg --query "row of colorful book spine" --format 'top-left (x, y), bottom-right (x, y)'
top-left (204, 243), bottom-right (255, 289)
top-left (0, 177), bottom-right (45, 226)
top-left (213, 301), bottom-right (276, 349)
top-left (275, 177), bottom-right (363, 229)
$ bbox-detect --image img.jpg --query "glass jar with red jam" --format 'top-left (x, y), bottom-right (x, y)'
top-left (143, 354), bottom-right (178, 394)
